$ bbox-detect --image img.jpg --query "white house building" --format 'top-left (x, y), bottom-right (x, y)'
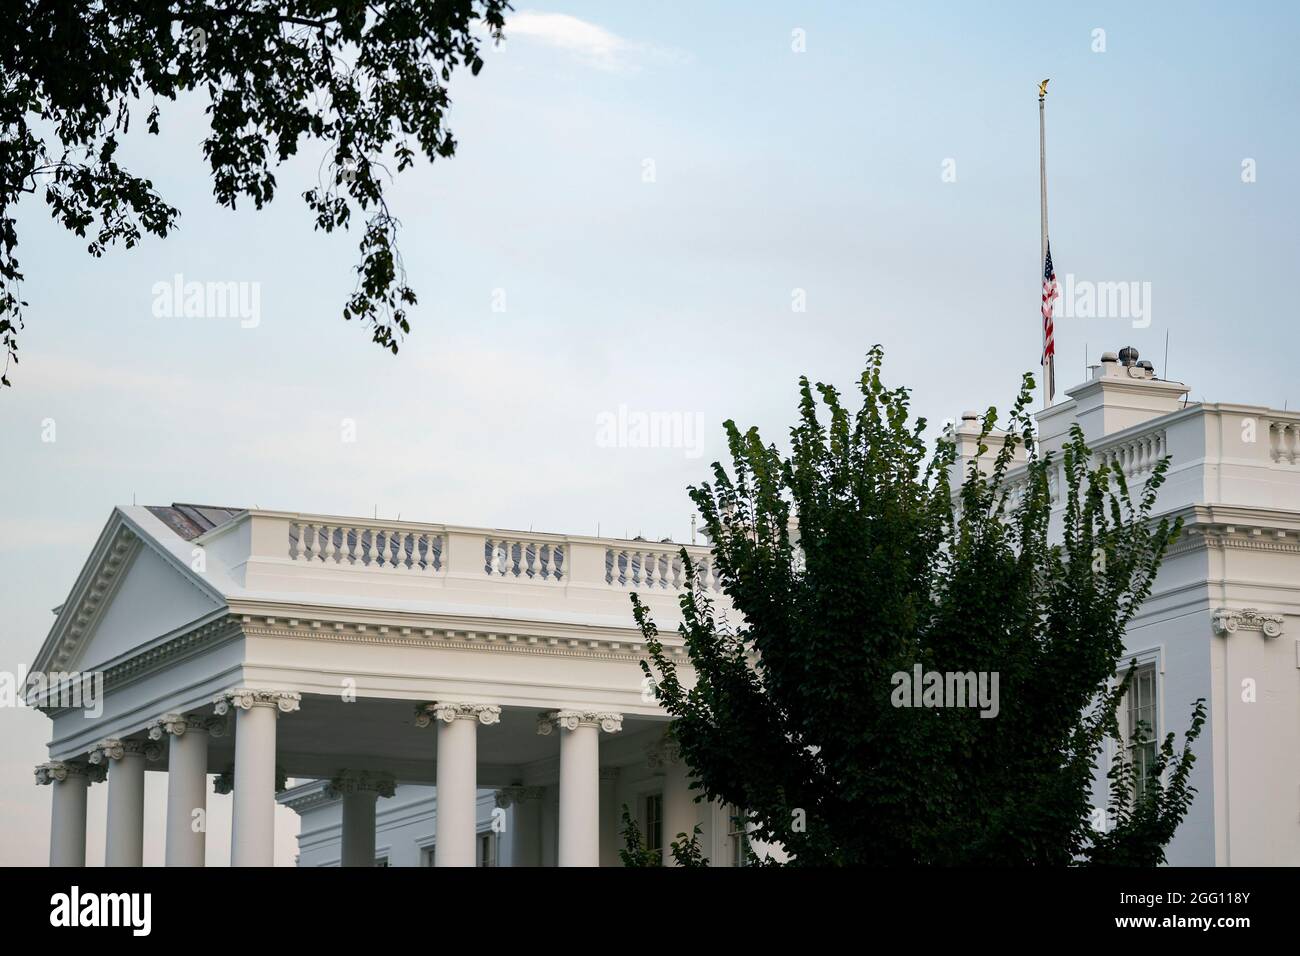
top-left (28, 501), bottom-right (742, 867)
top-left (27, 347), bottom-right (1300, 866)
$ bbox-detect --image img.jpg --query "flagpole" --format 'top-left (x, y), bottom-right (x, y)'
top-left (1038, 81), bottom-right (1052, 408)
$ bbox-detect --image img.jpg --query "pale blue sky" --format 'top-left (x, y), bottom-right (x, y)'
top-left (2, 2), bottom-right (1296, 863)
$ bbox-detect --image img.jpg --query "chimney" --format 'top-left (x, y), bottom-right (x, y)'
top-left (947, 409), bottom-right (1028, 488)
top-left (1037, 345), bottom-right (1189, 455)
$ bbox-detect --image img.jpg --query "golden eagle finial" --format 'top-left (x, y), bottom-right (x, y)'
top-left (1038, 78), bottom-right (1050, 98)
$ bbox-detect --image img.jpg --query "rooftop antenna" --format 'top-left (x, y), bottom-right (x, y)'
top-left (691, 514), bottom-right (697, 544)
top-left (1162, 329), bottom-right (1170, 380)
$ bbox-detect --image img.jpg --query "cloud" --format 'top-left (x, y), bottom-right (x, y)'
top-left (502, 11), bottom-right (656, 72)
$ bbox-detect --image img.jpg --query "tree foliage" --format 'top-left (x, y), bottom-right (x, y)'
top-left (618, 804), bottom-right (709, 868)
top-left (634, 346), bottom-right (1205, 865)
top-left (0, 0), bottom-right (510, 385)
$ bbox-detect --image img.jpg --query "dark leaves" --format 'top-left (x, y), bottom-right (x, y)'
top-left (635, 348), bottom-right (1205, 865)
top-left (0, 1), bottom-right (511, 386)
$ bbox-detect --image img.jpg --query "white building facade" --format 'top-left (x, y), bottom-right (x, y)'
top-left (27, 348), bottom-right (1300, 866)
top-left (29, 502), bottom-right (744, 867)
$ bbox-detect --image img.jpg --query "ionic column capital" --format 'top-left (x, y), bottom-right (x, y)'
top-left (537, 710), bottom-right (623, 735)
top-left (646, 733), bottom-right (682, 771)
top-left (88, 738), bottom-right (160, 765)
top-left (495, 785), bottom-right (545, 809)
top-left (148, 712), bottom-right (219, 740)
top-left (328, 770), bottom-right (396, 799)
top-left (34, 760), bottom-right (104, 785)
top-left (213, 689), bottom-right (302, 715)
top-left (1212, 607), bottom-right (1285, 639)
top-left (213, 766), bottom-right (288, 795)
top-left (414, 702), bottom-right (501, 727)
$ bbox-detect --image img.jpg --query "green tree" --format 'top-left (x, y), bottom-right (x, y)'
top-left (633, 346), bottom-right (1205, 866)
top-left (0, 0), bottom-right (510, 386)
top-left (617, 804), bottom-right (709, 868)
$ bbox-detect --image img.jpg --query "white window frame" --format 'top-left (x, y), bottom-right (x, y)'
top-left (1113, 645), bottom-right (1164, 801)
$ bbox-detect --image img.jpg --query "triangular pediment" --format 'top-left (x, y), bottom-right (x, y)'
top-left (31, 510), bottom-right (227, 676)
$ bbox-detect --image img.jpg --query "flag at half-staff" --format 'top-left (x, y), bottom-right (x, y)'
top-left (1037, 78), bottom-right (1057, 405)
top-left (1041, 240), bottom-right (1057, 403)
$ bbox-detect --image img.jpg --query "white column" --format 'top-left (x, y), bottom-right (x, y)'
top-left (36, 761), bottom-right (100, 867)
top-left (599, 767), bottom-right (620, 867)
top-left (150, 714), bottom-right (212, 867)
top-left (539, 710), bottom-right (623, 867)
top-left (92, 738), bottom-right (156, 867)
top-left (651, 733), bottom-right (697, 866)
top-left (417, 702), bottom-right (500, 867)
top-left (214, 689), bottom-right (301, 867)
top-left (330, 771), bottom-right (395, 867)
top-left (496, 785), bottom-right (544, 867)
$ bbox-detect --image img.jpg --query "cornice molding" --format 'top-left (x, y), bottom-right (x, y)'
top-left (41, 525), bottom-right (139, 675)
top-left (34, 760), bottom-right (105, 785)
top-left (414, 702), bottom-right (501, 727)
top-left (536, 710), bottom-right (624, 735)
top-left (213, 689), bottom-right (302, 715)
top-left (239, 614), bottom-right (688, 664)
top-left (1212, 607), bottom-right (1285, 639)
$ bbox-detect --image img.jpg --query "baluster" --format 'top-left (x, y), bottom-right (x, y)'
top-left (605, 548), bottom-right (615, 584)
top-left (554, 544), bottom-right (564, 580)
top-left (525, 542), bottom-right (537, 579)
top-left (672, 553), bottom-right (683, 588)
top-left (288, 523), bottom-right (300, 560)
top-left (658, 553), bottom-right (669, 588)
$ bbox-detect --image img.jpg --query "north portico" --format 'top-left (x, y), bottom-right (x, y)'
top-left (29, 504), bottom-right (723, 866)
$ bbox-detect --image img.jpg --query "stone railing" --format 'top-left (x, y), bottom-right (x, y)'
top-left (603, 543), bottom-right (722, 592)
top-left (1095, 428), bottom-right (1167, 485)
top-left (484, 536), bottom-right (566, 582)
top-left (1268, 420), bottom-right (1300, 464)
top-left (289, 520), bottom-right (444, 572)
top-left (244, 513), bottom-right (721, 593)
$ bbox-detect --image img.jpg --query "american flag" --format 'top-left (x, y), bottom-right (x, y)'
top-left (1041, 240), bottom-right (1057, 402)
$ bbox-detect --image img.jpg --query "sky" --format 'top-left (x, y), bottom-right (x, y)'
top-left (2, 1), bottom-right (1297, 865)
